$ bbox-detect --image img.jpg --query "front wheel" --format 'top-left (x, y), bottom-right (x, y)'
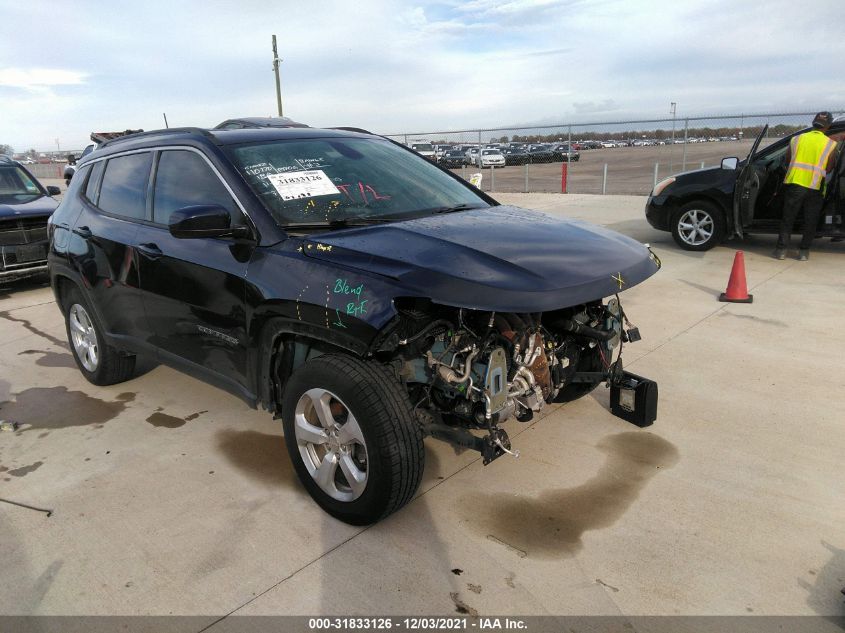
top-left (282, 354), bottom-right (424, 525)
top-left (670, 201), bottom-right (726, 251)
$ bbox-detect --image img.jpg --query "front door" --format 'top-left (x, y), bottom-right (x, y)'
top-left (733, 124), bottom-right (768, 236)
top-left (135, 149), bottom-right (253, 391)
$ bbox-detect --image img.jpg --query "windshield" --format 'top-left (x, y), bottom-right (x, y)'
top-left (411, 144), bottom-right (433, 151)
top-left (228, 137), bottom-right (489, 226)
top-left (0, 165), bottom-right (43, 200)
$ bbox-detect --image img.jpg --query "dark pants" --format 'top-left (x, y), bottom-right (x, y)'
top-left (777, 184), bottom-right (824, 250)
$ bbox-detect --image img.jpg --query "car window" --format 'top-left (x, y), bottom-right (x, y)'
top-left (755, 144), bottom-right (789, 169)
top-left (84, 161), bottom-right (105, 203)
top-left (152, 150), bottom-right (238, 225)
top-left (227, 137), bottom-right (489, 226)
top-left (0, 165), bottom-right (41, 197)
top-left (98, 153), bottom-right (153, 220)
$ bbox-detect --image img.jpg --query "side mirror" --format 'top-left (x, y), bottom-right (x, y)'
top-left (46, 185), bottom-right (62, 196)
top-left (721, 157), bottom-right (739, 170)
top-left (168, 205), bottom-right (251, 239)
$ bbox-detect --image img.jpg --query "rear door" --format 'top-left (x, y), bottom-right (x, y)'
top-left (70, 152), bottom-right (151, 343)
top-left (135, 148), bottom-right (253, 389)
top-left (732, 124), bottom-right (769, 236)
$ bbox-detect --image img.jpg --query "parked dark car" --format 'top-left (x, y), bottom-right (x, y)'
top-left (552, 145), bottom-right (581, 162)
top-left (646, 123), bottom-right (845, 250)
top-left (48, 126), bottom-right (660, 524)
top-left (0, 156), bottom-right (61, 283)
top-left (439, 149), bottom-right (466, 168)
top-left (527, 144), bottom-right (555, 163)
top-left (503, 147), bottom-right (530, 165)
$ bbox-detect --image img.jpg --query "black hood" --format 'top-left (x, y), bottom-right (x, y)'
top-left (303, 206), bottom-right (660, 312)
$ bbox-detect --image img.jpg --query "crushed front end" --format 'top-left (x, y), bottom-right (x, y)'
top-left (376, 296), bottom-right (656, 465)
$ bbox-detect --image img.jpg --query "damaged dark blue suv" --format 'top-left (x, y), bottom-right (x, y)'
top-left (48, 126), bottom-right (660, 524)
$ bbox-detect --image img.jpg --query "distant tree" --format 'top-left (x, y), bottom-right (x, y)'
top-left (0, 143), bottom-right (12, 155)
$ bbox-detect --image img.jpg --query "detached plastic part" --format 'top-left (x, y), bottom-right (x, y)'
top-left (624, 327), bottom-right (641, 343)
top-left (610, 372), bottom-right (658, 428)
top-left (0, 420), bottom-right (20, 432)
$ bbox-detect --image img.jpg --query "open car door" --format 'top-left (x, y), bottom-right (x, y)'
top-left (732, 124), bottom-right (769, 237)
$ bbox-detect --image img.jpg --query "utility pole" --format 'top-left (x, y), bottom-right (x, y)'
top-left (669, 101), bottom-right (677, 173)
top-left (272, 35), bottom-right (283, 117)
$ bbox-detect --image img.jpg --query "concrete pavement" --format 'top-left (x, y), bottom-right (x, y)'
top-left (1, 193), bottom-right (843, 621)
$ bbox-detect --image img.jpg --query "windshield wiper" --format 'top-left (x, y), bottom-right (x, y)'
top-left (283, 217), bottom-right (393, 232)
top-left (430, 203), bottom-right (485, 214)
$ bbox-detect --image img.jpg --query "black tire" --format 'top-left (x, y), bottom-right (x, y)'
top-left (554, 345), bottom-right (603, 403)
top-left (62, 286), bottom-right (136, 386)
top-left (282, 354), bottom-right (424, 525)
top-left (670, 200), bottom-right (726, 251)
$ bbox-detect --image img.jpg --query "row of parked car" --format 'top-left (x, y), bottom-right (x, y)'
top-left (409, 142), bottom-right (581, 168)
top-left (406, 135), bottom-right (744, 168)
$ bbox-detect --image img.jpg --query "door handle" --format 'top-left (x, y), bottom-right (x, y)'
top-left (137, 242), bottom-right (163, 260)
top-left (73, 225), bottom-right (92, 238)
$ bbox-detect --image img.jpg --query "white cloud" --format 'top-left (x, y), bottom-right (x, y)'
top-left (0, 0), bottom-right (842, 150)
top-left (0, 68), bottom-right (87, 90)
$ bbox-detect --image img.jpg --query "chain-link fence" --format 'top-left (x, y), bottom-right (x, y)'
top-left (383, 110), bottom-right (844, 195)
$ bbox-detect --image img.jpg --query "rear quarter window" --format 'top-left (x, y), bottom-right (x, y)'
top-left (84, 161), bottom-right (105, 203)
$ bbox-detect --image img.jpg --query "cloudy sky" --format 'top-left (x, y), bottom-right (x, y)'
top-left (1, 0), bottom-right (843, 151)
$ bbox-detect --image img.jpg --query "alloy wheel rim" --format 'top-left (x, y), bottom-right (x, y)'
top-left (678, 209), bottom-right (714, 246)
top-left (69, 303), bottom-right (99, 372)
top-left (294, 388), bottom-right (369, 502)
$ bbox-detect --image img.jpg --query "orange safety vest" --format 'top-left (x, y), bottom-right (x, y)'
top-left (784, 130), bottom-right (837, 190)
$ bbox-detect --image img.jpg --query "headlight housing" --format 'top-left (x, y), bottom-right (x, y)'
top-left (651, 177), bottom-right (675, 197)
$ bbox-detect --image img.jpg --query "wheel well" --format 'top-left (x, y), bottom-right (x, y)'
top-left (52, 275), bottom-right (77, 311)
top-left (257, 319), bottom-right (368, 415)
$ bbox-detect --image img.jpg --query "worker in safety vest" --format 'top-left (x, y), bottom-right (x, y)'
top-left (773, 111), bottom-right (838, 261)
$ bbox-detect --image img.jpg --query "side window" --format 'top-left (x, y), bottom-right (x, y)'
top-left (756, 144), bottom-right (788, 170)
top-left (152, 150), bottom-right (238, 225)
top-left (98, 153), bottom-right (153, 220)
top-left (84, 161), bottom-right (104, 203)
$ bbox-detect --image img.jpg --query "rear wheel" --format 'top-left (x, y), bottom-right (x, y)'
top-left (63, 286), bottom-right (136, 385)
top-left (282, 354), bottom-right (424, 525)
top-left (671, 201), bottom-right (725, 251)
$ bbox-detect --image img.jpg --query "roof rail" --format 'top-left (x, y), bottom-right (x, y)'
top-left (96, 127), bottom-right (214, 149)
top-left (0, 155), bottom-right (16, 164)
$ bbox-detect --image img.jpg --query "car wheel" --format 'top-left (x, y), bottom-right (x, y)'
top-left (63, 286), bottom-right (136, 385)
top-left (282, 354), bottom-right (424, 525)
top-left (553, 345), bottom-right (603, 403)
top-left (670, 201), bottom-right (725, 251)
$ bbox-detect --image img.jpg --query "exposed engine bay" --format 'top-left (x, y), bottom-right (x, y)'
top-left (379, 296), bottom-right (647, 464)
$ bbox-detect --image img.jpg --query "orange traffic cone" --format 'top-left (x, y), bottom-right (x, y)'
top-left (719, 251), bottom-right (753, 303)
